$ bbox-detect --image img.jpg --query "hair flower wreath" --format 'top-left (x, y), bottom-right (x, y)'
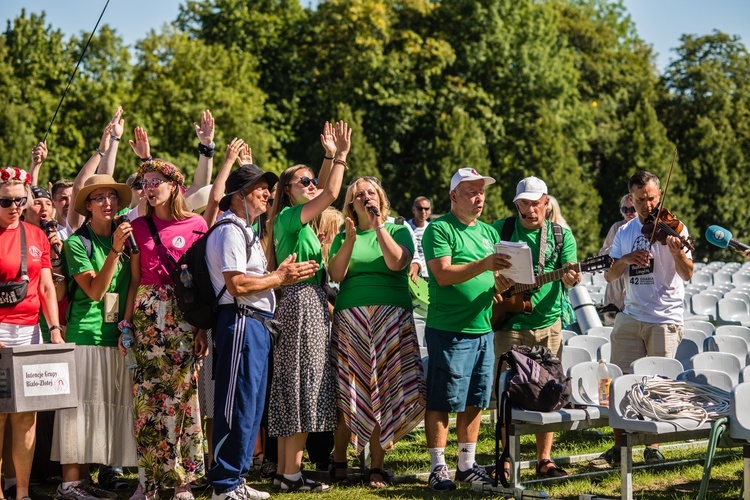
top-left (0, 167), bottom-right (32, 185)
top-left (138, 158), bottom-right (187, 194)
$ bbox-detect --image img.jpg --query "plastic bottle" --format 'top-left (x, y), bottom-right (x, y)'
top-left (180, 264), bottom-right (194, 288)
top-left (597, 360), bottom-right (611, 407)
top-left (121, 327), bottom-right (134, 349)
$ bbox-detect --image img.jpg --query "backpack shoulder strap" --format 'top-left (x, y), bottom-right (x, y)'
top-left (73, 224), bottom-right (93, 259)
top-left (500, 216), bottom-right (517, 242)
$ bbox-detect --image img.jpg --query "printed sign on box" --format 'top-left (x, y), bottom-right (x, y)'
top-left (0, 343), bottom-right (77, 413)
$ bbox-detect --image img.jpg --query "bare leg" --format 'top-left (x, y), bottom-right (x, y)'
top-left (9, 412), bottom-right (36, 499)
top-left (456, 406), bottom-right (482, 443)
top-left (535, 432), bottom-right (554, 472)
top-left (368, 425), bottom-right (386, 487)
top-left (425, 410), bottom-right (449, 448)
top-left (281, 432), bottom-right (308, 475)
top-left (205, 418), bottom-right (214, 467)
top-left (332, 412), bottom-right (351, 481)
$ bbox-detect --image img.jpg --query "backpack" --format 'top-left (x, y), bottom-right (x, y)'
top-left (171, 217), bottom-right (253, 330)
top-left (494, 345), bottom-right (572, 487)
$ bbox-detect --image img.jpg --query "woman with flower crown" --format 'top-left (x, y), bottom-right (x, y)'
top-left (0, 167), bottom-right (61, 500)
top-left (121, 159), bottom-right (208, 500)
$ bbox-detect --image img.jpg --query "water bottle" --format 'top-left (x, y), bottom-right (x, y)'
top-left (121, 327), bottom-right (134, 349)
top-left (180, 264), bottom-right (194, 288)
top-left (597, 360), bottom-right (611, 407)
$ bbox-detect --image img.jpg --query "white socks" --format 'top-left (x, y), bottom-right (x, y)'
top-left (457, 442), bottom-right (477, 471)
top-left (429, 447), bottom-right (446, 472)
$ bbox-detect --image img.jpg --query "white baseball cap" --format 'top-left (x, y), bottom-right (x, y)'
top-left (513, 176), bottom-right (548, 202)
top-left (450, 167), bottom-right (496, 191)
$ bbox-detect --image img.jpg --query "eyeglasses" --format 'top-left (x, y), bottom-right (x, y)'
top-left (88, 194), bottom-right (119, 205)
top-left (0, 197), bottom-right (27, 208)
top-left (289, 176), bottom-right (318, 188)
top-left (415, 206), bottom-right (431, 211)
top-left (142, 178), bottom-right (169, 190)
top-left (620, 206), bottom-right (636, 215)
top-left (132, 182), bottom-right (144, 190)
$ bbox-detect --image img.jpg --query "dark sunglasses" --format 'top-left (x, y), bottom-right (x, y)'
top-left (290, 176), bottom-right (318, 188)
top-left (620, 206), bottom-right (636, 215)
top-left (0, 197), bottom-right (27, 208)
top-left (132, 182), bottom-right (144, 190)
top-left (415, 206), bottom-right (431, 211)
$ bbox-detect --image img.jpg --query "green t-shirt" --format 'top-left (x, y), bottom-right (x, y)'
top-left (492, 217), bottom-right (578, 331)
top-left (274, 204), bottom-right (324, 285)
top-left (62, 228), bottom-right (132, 347)
top-left (422, 212), bottom-right (498, 334)
top-left (330, 223), bottom-right (414, 312)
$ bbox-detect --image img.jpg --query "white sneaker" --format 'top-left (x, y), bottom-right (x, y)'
top-left (242, 485), bottom-right (270, 500)
top-left (211, 484), bottom-right (270, 500)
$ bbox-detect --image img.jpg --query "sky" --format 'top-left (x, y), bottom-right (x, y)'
top-left (2, 0), bottom-right (750, 72)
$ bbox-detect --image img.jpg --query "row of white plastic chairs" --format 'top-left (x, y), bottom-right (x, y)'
top-left (685, 285), bottom-right (750, 325)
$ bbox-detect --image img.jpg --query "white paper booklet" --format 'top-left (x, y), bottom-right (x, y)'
top-left (495, 241), bottom-right (536, 285)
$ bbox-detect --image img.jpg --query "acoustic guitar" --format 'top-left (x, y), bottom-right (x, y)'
top-left (491, 254), bottom-right (612, 329)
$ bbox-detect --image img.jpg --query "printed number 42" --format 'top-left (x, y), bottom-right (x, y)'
top-left (629, 277), bottom-right (639, 285)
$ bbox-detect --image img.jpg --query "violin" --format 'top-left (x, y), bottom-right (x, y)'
top-left (641, 206), bottom-right (695, 252)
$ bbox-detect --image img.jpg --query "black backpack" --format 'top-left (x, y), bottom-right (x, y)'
top-left (171, 217), bottom-right (253, 330)
top-left (495, 345), bottom-right (572, 487)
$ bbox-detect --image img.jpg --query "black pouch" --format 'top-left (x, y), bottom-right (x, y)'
top-left (0, 225), bottom-right (29, 308)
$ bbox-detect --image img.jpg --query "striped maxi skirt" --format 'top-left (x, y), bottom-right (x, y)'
top-left (332, 305), bottom-right (426, 453)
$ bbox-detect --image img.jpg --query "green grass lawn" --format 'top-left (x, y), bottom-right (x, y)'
top-left (28, 422), bottom-right (747, 499)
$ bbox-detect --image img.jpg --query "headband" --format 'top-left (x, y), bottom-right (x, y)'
top-left (139, 159), bottom-right (187, 194)
top-left (0, 167), bottom-right (32, 185)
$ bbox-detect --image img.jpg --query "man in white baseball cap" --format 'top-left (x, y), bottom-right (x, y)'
top-left (512, 176), bottom-right (547, 202)
top-left (420, 167), bottom-right (510, 491)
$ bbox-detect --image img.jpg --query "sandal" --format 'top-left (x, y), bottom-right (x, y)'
top-left (535, 459), bottom-right (568, 478)
top-left (279, 475), bottom-right (331, 493)
top-left (329, 461), bottom-right (350, 485)
top-left (367, 468), bottom-right (390, 489)
top-left (271, 474), bottom-right (284, 492)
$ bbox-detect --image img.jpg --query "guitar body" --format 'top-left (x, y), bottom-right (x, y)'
top-left (491, 290), bottom-right (533, 330)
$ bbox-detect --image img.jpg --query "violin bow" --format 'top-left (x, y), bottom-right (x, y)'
top-left (647, 148), bottom-right (678, 249)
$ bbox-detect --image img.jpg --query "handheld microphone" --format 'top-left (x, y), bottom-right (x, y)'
top-left (705, 225), bottom-right (750, 252)
top-left (365, 200), bottom-right (381, 217)
top-left (40, 220), bottom-right (61, 257)
top-left (115, 215), bottom-right (140, 254)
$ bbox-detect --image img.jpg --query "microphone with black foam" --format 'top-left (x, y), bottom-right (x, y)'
top-left (705, 225), bottom-right (750, 252)
top-left (114, 215), bottom-right (140, 254)
top-left (364, 200), bottom-right (381, 217)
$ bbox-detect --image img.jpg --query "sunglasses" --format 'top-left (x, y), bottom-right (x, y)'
top-left (142, 178), bottom-right (169, 190)
top-left (88, 194), bottom-right (119, 205)
top-left (132, 182), bottom-right (144, 190)
top-left (620, 206), bottom-right (636, 215)
top-left (290, 176), bottom-right (318, 188)
top-left (0, 197), bottom-right (27, 208)
top-left (415, 206), bottom-right (431, 211)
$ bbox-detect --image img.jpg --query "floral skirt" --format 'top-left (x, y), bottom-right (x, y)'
top-left (132, 284), bottom-right (203, 491)
top-left (332, 305), bottom-right (426, 453)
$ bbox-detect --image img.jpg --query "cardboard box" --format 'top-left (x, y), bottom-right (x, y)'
top-left (0, 343), bottom-right (77, 413)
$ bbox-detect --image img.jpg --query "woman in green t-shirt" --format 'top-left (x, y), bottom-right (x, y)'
top-left (262, 121), bottom-right (351, 492)
top-left (54, 175), bottom-right (137, 497)
top-left (328, 177), bottom-right (426, 488)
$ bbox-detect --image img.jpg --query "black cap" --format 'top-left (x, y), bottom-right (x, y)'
top-left (219, 165), bottom-right (279, 212)
top-left (31, 185), bottom-right (51, 200)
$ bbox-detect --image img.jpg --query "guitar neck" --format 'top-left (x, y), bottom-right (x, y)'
top-left (509, 262), bottom-right (581, 294)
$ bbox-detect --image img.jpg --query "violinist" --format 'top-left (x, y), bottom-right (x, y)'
top-left (591, 171), bottom-right (693, 470)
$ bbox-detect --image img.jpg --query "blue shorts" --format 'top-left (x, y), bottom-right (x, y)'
top-left (425, 327), bottom-right (494, 412)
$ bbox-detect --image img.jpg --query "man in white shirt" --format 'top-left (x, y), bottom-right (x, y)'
top-left (51, 180), bottom-right (74, 241)
top-left (407, 196), bottom-right (431, 282)
top-left (592, 170), bottom-right (693, 468)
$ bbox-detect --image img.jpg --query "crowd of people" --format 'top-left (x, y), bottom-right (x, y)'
top-left (0, 103), bottom-right (697, 498)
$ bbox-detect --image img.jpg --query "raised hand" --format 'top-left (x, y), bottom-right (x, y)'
top-left (98, 123), bottom-right (115, 154)
top-left (237, 143), bottom-right (253, 166)
top-left (334, 121), bottom-right (352, 156)
top-left (320, 121), bottom-right (336, 157)
top-left (194, 109), bottom-right (215, 146)
top-left (111, 106), bottom-right (125, 140)
top-left (276, 253), bottom-right (319, 285)
top-left (225, 138), bottom-right (245, 166)
top-left (344, 217), bottom-right (357, 243)
top-left (31, 142), bottom-right (48, 168)
top-left (129, 126), bottom-right (151, 160)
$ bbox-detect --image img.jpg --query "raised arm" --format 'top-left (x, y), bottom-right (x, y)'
top-left (300, 121), bottom-right (352, 225)
top-left (204, 138), bottom-right (244, 226)
top-left (98, 106), bottom-right (124, 176)
top-left (128, 126), bottom-right (151, 164)
top-left (29, 141), bottom-right (48, 186)
top-left (186, 109), bottom-right (214, 197)
top-left (316, 121), bottom-right (337, 188)
top-left (68, 123), bottom-right (113, 230)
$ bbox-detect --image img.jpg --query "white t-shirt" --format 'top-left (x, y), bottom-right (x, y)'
top-left (206, 211), bottom-right (275, 313)
top-left (610, 217), bottom-right (691, 324)
top-left (407, 218), bottom-right (429, 278)
top-left (56, 220), bottom-right (73, 241)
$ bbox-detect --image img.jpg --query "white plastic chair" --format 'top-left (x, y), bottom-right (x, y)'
top-left (704, 335), bottom-right (749, 366)
top-left (715, 325), bottom-right (750, 344)
top-left (561, 345), bottom-right (593, 375)
top-left (740, 365), bottom-right (750, 383)
top-left (690, 272), bottom-right (714, 286)
top-left (689, 294), bottom-right (719, 322)
top-left (561, 329), bottom-right (578, 343)
top-left (629, 356), bottom-right (684, 379)
top-left (597, 342), bottom-right (611, 363)
top-left (676, 369), bottom-right (734, 392)
top-left (569, 361), bottom-right (623, 407)
top-left (585, 326), bottom-right (613, 339)
top-left (565, 335), bottom-right (609, 362)
top-left (717, 298), bottom-right (750, 326)
top-left (691, 351), bottom-right (742, 386)
top-left (714, 272), bottom-right (733, 285)
top-left (675, 337), bottom-right (701, 370)
top-left (683, 328), bottom-right (708, 350)
top-left (732, 272), bottom-right (750, 285)
top-left (684, 320), bottom-right (715, 337)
